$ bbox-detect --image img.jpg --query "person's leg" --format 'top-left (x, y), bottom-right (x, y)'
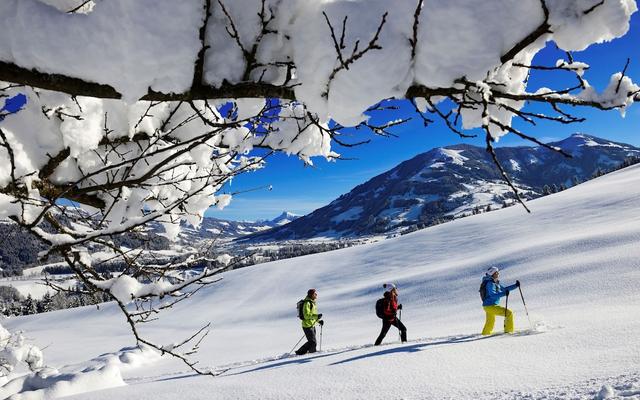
top-left (296, 341), bottom-right (309, 355)
top-left (296, 337), bottom-right (309, 355)
top-left (482, 305), bottom-right (514, 334)
top-left (296, 327), bottom-right (316, 355)
top-left (482, 306), bottom-right (498, 335)
top-left (393, 319), bottom-right (407, 342)
top-left (375, 321), bottom-right (392, 345)
top-left (307, 326), bottom-right (318, 353)
top-left (504, 308), bottom-right (515, 333)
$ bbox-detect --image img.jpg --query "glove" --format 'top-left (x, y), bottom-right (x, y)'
top-left (318, 320), bottom-right (324, 326)
top-left (397, 304), bottom-right (403, 310)
top-left (505, 290), bottom-right (510, 296)
top-left (516, 280), bottom-right (521, 287)
top-left (317, 313), bottom-right (323, 319)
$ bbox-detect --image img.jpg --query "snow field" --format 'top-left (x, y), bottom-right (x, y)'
top-left (3, 164), bottom-right (640, 399)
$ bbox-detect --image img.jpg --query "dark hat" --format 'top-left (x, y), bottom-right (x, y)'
top-left (307, 288), bottom-right (317, 296)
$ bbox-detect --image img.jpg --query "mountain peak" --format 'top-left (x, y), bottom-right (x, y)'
top-left (271, 211), bottom-right (300, 225)
top-left (552, 133), bottom-right (629, 152)
top-left (570, 132), bottom-right (595, 139)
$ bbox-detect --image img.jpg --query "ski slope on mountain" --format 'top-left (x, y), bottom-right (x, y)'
top-left (4, 165), bottom-right (640, 399)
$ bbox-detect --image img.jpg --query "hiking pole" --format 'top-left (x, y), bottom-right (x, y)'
top-left (518, 285), bottom-right (533, 329)
top-left (504, 291), bottom-right (509, 331)
top-left (288, 334), bottom-right (305, 356)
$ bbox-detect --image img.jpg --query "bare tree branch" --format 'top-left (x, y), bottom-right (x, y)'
top-left (500, 0), bottom-right (550, 64)
top-left (616, 58), bottom-right (631, 93)
top-left (409, 0), bottom-right (424, 59)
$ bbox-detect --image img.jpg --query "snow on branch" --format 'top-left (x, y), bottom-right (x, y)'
top-left (0, 1), bottom-right (635, 122)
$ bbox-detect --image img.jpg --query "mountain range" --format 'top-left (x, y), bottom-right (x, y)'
top-left (2, 134), bottom-right (638, 272)
top-left (0, 211), bottom-right (300, 274)
top-left (171, 211), bottom-right (300, 243)
top-left (240, 134), bottom-right (640, 241)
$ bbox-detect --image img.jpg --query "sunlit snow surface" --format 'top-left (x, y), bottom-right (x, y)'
top-left (4, 165), bottom-right (640, 399)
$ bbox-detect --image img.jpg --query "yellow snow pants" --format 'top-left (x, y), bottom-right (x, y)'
top-left (482, 305), bottom-right (514, 335)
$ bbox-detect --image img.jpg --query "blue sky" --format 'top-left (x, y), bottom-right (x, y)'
top-left (214, 12), bottom-right (640, 221)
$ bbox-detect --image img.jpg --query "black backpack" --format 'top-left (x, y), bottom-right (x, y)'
top-left (297, 299), bottom-right (311, 320)
top-left (479, 279), bottom-right (495, 301)
top-left (375, 298), bottom-right (386, 319)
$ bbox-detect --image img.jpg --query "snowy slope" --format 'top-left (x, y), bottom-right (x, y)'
top-left (4, 165), bottom-right (640, 399)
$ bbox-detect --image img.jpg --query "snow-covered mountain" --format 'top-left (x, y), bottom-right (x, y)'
top-left (265, 211), bottom-right (301, 226)
top-left (4, 162), bottom-right (640, 399)
top-left (243, 134), bottom-right (640, 241)
top-left (169, 211), bottom-right (300, 245)
top-left (0, 211), bottom-right (300, 274)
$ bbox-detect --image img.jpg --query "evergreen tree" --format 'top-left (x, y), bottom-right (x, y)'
top-left (39, 292), bottom-right (54, 313)
top-left (9, 301), bottom-right (22, 316)
top-left (572, 176), bottom-right (581, 187)
top-left (22, 294), bottom-right (38, 315)
top-left (592, 167), bottom-right (604, 178)
top-left (51, 292), bottom-right (69, 310)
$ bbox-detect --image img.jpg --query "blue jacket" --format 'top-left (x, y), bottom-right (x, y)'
top-left (481, 275), bottom-right (518, 306)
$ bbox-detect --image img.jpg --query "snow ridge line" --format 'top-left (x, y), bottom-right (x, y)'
top-left (123, 332), bottom-right (495, 382)
top-left (173, 327), bottom-right (550, 379)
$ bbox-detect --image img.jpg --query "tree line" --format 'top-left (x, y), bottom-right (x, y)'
top-left (0, 285), bottom-right (110, 317)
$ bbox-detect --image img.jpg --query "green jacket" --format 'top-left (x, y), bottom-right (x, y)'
top-left (301, 297), bottom-right (319, 328)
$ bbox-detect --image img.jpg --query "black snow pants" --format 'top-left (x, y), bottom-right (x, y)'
top-left (296, 326), bottom-right (317, 355)
top-left (374, 318), bottom-right (407, 345)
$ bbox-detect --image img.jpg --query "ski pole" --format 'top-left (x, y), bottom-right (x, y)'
top-left (398, 309), bottom-right (403, 341)
top-left (504, 291), bottom-right (509, 331)
top-left (288, 334), bottom-right (305, 356)
top-left (319, 324), bottom-right (323, 352)
top-left (518, 285), bottom-right (533, 329)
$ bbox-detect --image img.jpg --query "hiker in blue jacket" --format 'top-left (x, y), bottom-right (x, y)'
top-left (481, 267), bottom-right (520, 335)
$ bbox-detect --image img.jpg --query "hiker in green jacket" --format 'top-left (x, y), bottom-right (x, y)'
top-left (296, 288), bottom-right (324, 355)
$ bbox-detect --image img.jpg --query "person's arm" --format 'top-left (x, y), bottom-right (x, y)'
top-left (303, 300), bottom-right (313, 319)
top-left (386, 299), bottom-right (397, 317)
top-left (303, 300), bottom-right (320, 323)
top-left (485, 281), bottom-right (507, 302)
top-left (504, 282), bottom-right (518, 292)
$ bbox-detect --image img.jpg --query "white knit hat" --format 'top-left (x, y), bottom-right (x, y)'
top-left (486, 267), bottom-right (499, 276)
top-left (383, 283), bottom-right (397, 292)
